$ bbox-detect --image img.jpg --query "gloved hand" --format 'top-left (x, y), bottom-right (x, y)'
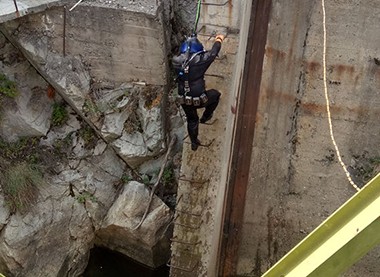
top-left (215, 34), bottom-right (225, 43)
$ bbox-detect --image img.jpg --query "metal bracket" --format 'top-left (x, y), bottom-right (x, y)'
top-left (175, 220), bottom-right (203, 230)
top-left (179, 175), bottom-right (209, 185)
top-left (205, 73), bottom-right (225, 79)
top-left (176, 209), bottom-right (202, 217)
top-left (201, 0), bottom-right (230, 6)
top-left (167, 257), bottom-right (199, 272)
top-left (171, 236), bottom-right (201, 246)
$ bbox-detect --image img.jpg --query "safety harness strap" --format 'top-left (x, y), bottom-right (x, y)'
top-left (181, 50), bottom-right (205, 96)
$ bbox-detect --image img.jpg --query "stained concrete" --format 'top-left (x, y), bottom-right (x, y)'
top-left (169, 1), bottom-right (244, 276)
top-left (171, 0), bottom-right (380, 276)
top-left (237, 0), bottom-right (380, 276)
top-left (1, 2), bottom-right (167, 86)
top-left (0, 0), bottom-right (71, 23)
top-left (1, 0), bottom-right (380, 276)
top-left (0, 0), bottom-right (159, 24)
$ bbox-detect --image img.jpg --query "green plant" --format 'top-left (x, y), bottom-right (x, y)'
top-left (0, 162), bottom-right (43, 213)
top-left (162, 166), bottom-right (175, 186)
top-left (52, 132), bottom-right (73, 154)
top-left (121, 173), bottom-right (133, 184)
top-left (0, 74), bottom-right (18, 98)
top-left (75, 191), bottom-right (97, 204)
top-left (83, 99), bottom-right (100, 116)
top-left (0, 137), bottom-right (40, 163)
top-left (369, 157), bottom-right (380, 165)
top-left (142, 174), bottom-right (150, 185)
top-left (52, 102), bottom-right (68, 126)
top-left (79, 125), bottom-right (97, 148)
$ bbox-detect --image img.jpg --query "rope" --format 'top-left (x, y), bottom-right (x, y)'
top-left (193, 0), bottom-right (202, 34)
top-left (321, 0), bottom-right (360, 191)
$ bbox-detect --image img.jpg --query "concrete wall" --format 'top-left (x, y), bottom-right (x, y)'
top-left (3, 3), bottom-right (167, 86)
top-left (169, 0), bottom-right (244, 276)
top-left (65, 4), bottom-right (167, 86)
top-left (237, 0), bottom-right (380, 276)
top-left (0, 0), bottom-right (71, 23)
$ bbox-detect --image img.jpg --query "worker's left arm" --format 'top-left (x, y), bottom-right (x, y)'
top-left (202, 34), bottom-right (225, 63)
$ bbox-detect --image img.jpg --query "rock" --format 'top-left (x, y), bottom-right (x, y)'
top-left (0, 185), bottom-right (94, 276)
top-left (112, 131), bottom-right (151, 167)
top-left (39, 110), bottom-right (81, 146)
top-left (139, 99), bottom-right (164, 153)
top-left (0, 68), bottom-right (53, 142)
top-left (46, 55), bottom-right (91, 110)
top-left (101, 110), bottom-right (129, 140)
top-left (0, 194), bottom-right (10, 231)
top-left (96, 181), bottom-right (172, 268)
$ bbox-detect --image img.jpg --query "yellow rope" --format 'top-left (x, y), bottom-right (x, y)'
top-left (321, 0), bottom-right (360, 191)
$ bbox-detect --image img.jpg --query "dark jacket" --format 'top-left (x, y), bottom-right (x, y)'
top-left (172, 41), bottom-right (221, 97)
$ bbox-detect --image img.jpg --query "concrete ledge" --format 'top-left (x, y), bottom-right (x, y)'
top-left (0, 0), bottom-right (71, 23)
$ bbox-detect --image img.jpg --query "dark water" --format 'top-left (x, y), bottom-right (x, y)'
top-left (83, 247), bottom-right (170, 277)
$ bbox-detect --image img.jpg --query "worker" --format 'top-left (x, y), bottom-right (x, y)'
top-left (172, 33), bottom-right (225, 151)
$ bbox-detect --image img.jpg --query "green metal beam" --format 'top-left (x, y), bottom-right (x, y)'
top-left (262, 173), bottom-right (380, 277)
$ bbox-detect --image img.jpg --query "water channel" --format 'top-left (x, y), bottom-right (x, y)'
top-left (83, 247), bottom-right (170, 277)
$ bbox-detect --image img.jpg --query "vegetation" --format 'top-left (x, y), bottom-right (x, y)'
top-left (0, 162), bottom-right (43, 213)
top-left (52, 133), bottom-right (73, 154)
top-left (52, 102), bottom-right (68, 126)
top-left (0, 74), bottom-right (18, 98)
top-left (78, 124), bottom-right (97, 148)
top-left (142, 174), bottom-right (150, 185)
top-left (352, 154), bottom-right (380, 186)
top-left (364, 157), bottom-right (380, 181)
top-left (75, 191), bottom-right (97, 204)
top-left (162, 166), bottom-right (175, 186)
top-left (121, 173), bottom-right (133, 184)
top-left (83, 99), bottom-right (100, 116)
top-left (0, 137), bottom-right (40, 163)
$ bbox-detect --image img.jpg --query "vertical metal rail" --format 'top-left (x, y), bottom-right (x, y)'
top-left (13, 0), bottom-right (19, 17)
top-left (217, 0), bottom-right (272, 276)
top-left (63, 6), bottom-right (67, 57)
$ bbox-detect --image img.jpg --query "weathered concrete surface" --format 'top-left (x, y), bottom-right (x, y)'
top-left (1, 1), bottom-right (170, 168)
top-left (0, 0), bottom-right (71, 23)
top-left (236, 0), bottom-right (380, 276)
top-left (169, 1), bottom-right (243, 276)
top-left (2, 3), bottom-right (167, 86)
top-left (0, 1), bottom-right (175, 275)
top-left (0, 0), bottom-right (160, 24)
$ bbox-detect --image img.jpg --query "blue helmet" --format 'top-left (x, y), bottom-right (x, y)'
top-left (180, 35), bottom-right (204, 54)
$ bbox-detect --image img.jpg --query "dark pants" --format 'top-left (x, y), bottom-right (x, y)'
top-left (181, 89), bottom-right (221, 144)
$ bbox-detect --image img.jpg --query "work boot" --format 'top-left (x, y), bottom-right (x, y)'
top-left (191, 139), bottom-right (201, 151)
top-left (200, 113), bottom-right (213, 124)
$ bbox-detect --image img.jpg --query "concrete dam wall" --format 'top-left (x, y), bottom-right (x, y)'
top-left (0, 0), bottom-right (379, 276)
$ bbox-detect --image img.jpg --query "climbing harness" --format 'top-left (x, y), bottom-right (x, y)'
top-left (176, 0), bottom-right (211, 107)
top-left (321, 0), bottom-right (360, 191)
top-left (177, 50), bottom-right (208, 106)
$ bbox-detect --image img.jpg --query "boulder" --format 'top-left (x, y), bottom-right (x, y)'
top-left (96, 181), bottom-right (172, 268)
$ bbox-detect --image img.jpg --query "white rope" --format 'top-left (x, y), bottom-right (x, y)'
top-left (321, 0), bottom-right (360, 191)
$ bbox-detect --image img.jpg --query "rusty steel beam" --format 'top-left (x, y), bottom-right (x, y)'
top-left (218, 0), bottom-right (272, 276)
